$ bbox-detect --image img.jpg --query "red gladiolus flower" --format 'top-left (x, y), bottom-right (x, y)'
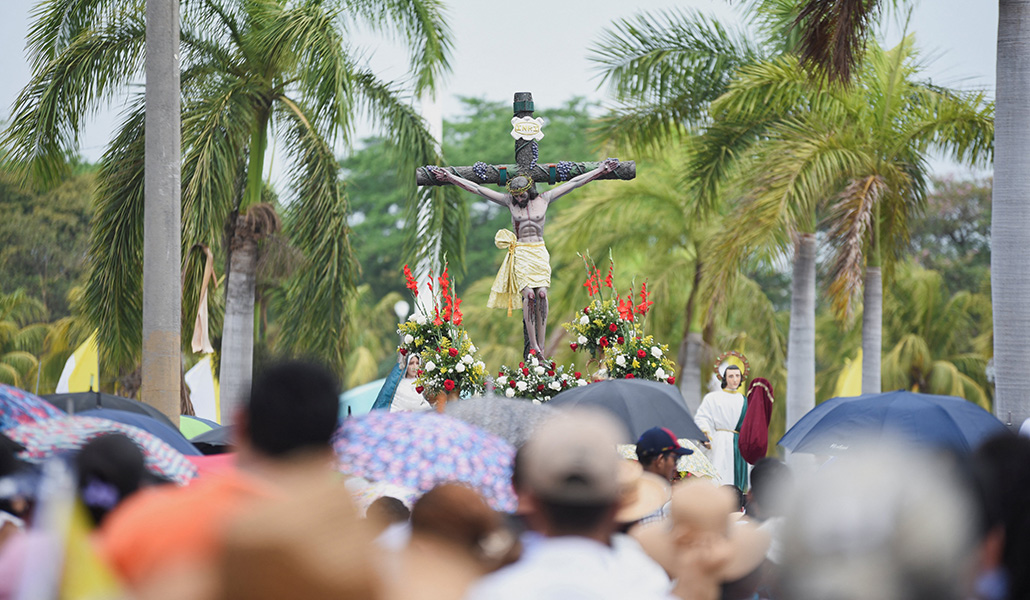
top-left (570, 342), bottom-right (579, 351)
top-left (444, 379), bottom-right (455, 391)
top-left (667, 377), bottom-right (676, 385)
top-left (637, 349), bottom-right (647, 358)
top-left (625, 373), bottom-right (635, 379)
top-left (617, 336), bottom-right (625, 344)
top-left (608, 323), bottom-right (618, 333)
top-left (599, 336), bottom-right (610, 347)
top-left (448, 347), bottom-right (458, 357)
top-left (415, 385), bottom-right (424, 394)
top-left (403, 264), bottom-right (419, 295)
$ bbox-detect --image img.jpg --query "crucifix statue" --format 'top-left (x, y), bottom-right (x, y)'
top-left (416, 92), bottom-right (636, 356)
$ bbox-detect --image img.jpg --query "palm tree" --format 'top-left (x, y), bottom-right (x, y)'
top-left (3, 0), bottom-right (458, 421)
top-left (693, 37), bottom-right (992, 426)
top-left (0, 290), bottom-right (48, 388)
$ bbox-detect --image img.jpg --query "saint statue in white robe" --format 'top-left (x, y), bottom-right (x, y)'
top-left (694, 365), bottom-right (748, 490)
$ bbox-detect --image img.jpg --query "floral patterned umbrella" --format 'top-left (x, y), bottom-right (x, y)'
top-left (0, 384), bottom-right (62, 431)
top-left (333, 411), bottom-right (516, 512)
top-left (5, 415), bottom-right (198, 484)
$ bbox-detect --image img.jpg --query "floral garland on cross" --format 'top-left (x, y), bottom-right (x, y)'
top-left (395, 265), bottom-right (486, 398)
top-left (495, 349), bottom-right (589, 403)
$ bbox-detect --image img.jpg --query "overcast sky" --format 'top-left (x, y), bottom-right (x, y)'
top-left (2, 0), bottom-right (998, 179)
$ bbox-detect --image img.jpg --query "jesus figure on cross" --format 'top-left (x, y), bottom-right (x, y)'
top-left (429, 158), bottom-right (619, 355)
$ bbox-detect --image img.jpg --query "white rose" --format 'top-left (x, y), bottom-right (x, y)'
top-left (462, 355), bottom-right (473, 364)
top-left (549, 381), bottom-right (561, 391)
top-left (468, 344), bottom-right (476, 353)
top-left (656, 368), bottom-right (667, 380)
top-left (579, 315), bottom-right (589, 325)
top-left (497, 376), bottom-right (507, 385)
top-left (534, 366), bottom-right (545, 375)
top-left (404, 334), bottom-right (414, 344)
top-left (516, 381), bottom-right (528, 391)
top-left (505, 388), bottom-right (515, 398)
top-left (415, 314), bottom-right (427, 325)
top-left (615, 355), bottom-right (626, 367)
top-left (577, 379), bottom-right (588, 387)
top-left (455, 363), bottom-right (466, 373)
top-left (407, 314), bottom-right (418, 322)
top-left (577, 335), bottom-right (588, 345)
top-left (530, 357), bottom-right (539, 366)
top-left (425, 361), bottom-right (436, 372)
top-left (651, 346), bottom-right (662, 357)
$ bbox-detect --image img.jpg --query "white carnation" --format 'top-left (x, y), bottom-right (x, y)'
top-left (577, 335), bottom-right (588, 345)
top-left (651, 346), bottom-right (662, 357)
top-left (403, 334), bottom-right (414, 344)
top-left (425, 361), bottom-right (436, 372)
top-left (469, 344), bottom-right (476, 353)
top-left (516, 381), bottom-right (528, 391)
top-left (505, 388), bottom-right (515, 398)
top-left (579, 315), bottom-right (590, 325)
top-left (615, 355), bottom-right (626, 367)
top-left (497, 376), bottom-right (507, 385)
top-left (656, 368), bottom-right (667, 380)
top-left (534, 366), bottom-right (545, 375)
top-left (415, 314), bottom-right (427, 325)
top-left (455, 363), bottom-right (466, 373)
top-left (462, 355), bottom-right (474, 364)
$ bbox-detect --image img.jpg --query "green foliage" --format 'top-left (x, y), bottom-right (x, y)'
top-left (0, 169), bottom-right (94, 317)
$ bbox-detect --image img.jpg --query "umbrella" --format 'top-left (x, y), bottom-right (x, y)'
top-left (339, 378), bottom-right (387, 418)
top-left (179, 415), bottom-right (220, 439)
top-left (548, 379), bottom-right (705, 442)
top-left (779, 390), bottom-right (1008, 455)
top-left (333, 411), bottom-right (516, 512)
top-left (0, 384), bottom-right (62, 431)
top-left (5, 415), bottom-right (198, 484)
top-left (444, 395), bottom-right (556, 447)
top-left (78, 408), bottom-right (201, 456)
top-left (189, 425), bottom-right (234, 455)
top-left (616, 438), bottom-right (718, 479)
top-left (44, 391), bottom-right (177, 431)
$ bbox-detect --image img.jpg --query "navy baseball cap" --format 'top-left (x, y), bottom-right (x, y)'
top-left (636, 427), bottom-right (694, 459)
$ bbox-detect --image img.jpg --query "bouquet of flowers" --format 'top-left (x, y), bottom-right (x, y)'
top-left (396, 264), bottom-right (463, 358)
top-left (495, 351), bottom-right (589, 403)
top-left (603, 334), bottom-right (677, 384)
top-left (562, 256), bottom-right (639, 358)
top-left (414, 331), bottom-right (487, 398)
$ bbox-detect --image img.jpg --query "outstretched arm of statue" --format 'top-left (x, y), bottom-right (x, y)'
top-left (428, 167), bottom-right (510, 206)
top-left (543, 158), bottom-right (619, 204)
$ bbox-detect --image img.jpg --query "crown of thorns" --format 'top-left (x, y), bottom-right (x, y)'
top-left (506, 174), bottom-right (533, 196)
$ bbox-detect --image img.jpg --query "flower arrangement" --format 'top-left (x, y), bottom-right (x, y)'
top-left (414, 331), bottom-right (487, 398)
top-left (603, 335), bottom-right (677, 384)
top-left (495, 351), bottom-right (589, 403)
top-left (395, 265), bottom-right (485, 398)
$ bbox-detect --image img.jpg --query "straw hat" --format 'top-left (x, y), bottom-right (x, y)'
top-left (615, 460), bottom-right (671, 524)
top-left (633, 480), bottom-right (771, 582)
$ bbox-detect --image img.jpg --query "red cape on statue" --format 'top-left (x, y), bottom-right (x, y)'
top-left (739, 378), bottom-right (774, 465)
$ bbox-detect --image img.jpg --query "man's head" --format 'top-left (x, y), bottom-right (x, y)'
top-left (520, 409), bottom-right (626, 537)
top-left (241, 360), bottom-right (340, 459)
top-left (746, 458), bottom-right (792, 521)
top-left (636, 427), bottom-right (693, 482)
top-left (506, 175), bottom-right (536, 206)
top-left (722, 365), bottom-right (742, 391)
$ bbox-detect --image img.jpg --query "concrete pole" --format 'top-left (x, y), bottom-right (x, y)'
top-left (142, 0), bottom-right (182, 424)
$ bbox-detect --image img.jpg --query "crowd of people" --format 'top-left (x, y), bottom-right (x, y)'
top-left (0, 358), bottom-right (1029, 600)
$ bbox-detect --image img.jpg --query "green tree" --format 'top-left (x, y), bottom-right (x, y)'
top-left (3, 0), bottom-right (454, 419)
top-left (0, 290), bottom-right (49, 388)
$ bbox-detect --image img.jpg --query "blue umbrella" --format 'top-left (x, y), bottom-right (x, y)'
top-left (779, 390), bottom-right (1007, 454)
top-left (338, 378), bottom-right (387, 418)
top-left (0, 384), bottom-right (62, 431)
top-left (78, 408), bottom-right (201, 456)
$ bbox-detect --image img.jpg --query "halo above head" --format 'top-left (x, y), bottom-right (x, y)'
top-left (713, 351), bottom-right (750, 381)
top-left (506, 174), bottom-right (533, 196)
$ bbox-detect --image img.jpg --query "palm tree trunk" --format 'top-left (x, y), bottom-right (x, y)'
top-left (787, 233), bottom-right (817, 430)
top-left (861, 266), bottom-right (882, 394)
top-left (677, 258), bottom-right (704, 412)
top-left (141, 0), bottom-right (181, 424)
top-left (993, 0), bottom-right (1030, 428)
top-left (220, 236), bottom-right (258, 423)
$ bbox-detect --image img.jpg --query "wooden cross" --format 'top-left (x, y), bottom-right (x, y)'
top-left (416, 92), bottom-right (636, 357)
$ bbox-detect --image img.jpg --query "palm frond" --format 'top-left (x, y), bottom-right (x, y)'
top-left (825, 174), bottom-right (885, 322)
top-left (793, 0), bottom-right (884, 84)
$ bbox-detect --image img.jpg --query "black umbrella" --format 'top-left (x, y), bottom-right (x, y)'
top-left (189, 425), bottom-right (234, 455)
top-left (548, 379), bottom-right (705, 442)
top-left (44, 391), bottom-right (177, 431)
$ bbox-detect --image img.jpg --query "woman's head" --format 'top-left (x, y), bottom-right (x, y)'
top-left (405, 354), bottom-right (421, 379)
top-left (411, 483), bottom-right (520, 572)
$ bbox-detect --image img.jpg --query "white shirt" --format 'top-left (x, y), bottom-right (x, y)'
top-left (465, 534), bottom-right (674, 600)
